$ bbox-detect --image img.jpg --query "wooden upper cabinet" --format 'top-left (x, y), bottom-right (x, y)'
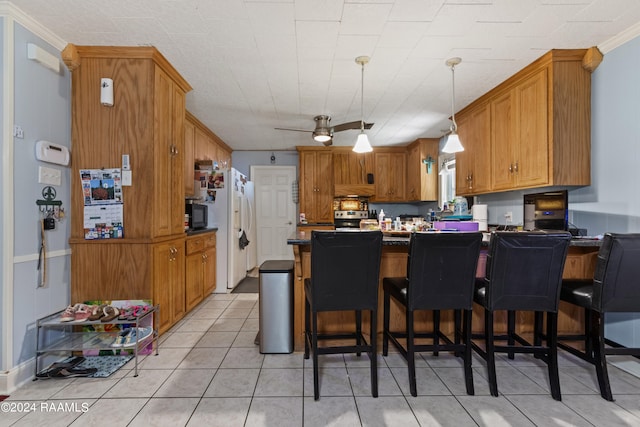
top-left (374, 150), bottom-right (406, 202)
top-left (186, 110), bottom-right (233, 172)
top-left (456, 104), bottom-right (492, 196)
top-left (332, 148), bottom-right (375, 196)
top-left (297, 148), bottom-right (334, 223)
top-left (406, 139), bottom-right (439, 201)
top-left (456, 48), bottom-right (595, 195)
top-left (62, 44), bottom-right (192, 240)
top-left (492, 69), bottom-right (549, 191)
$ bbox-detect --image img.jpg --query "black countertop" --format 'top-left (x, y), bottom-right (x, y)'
top-left (287, 230), bottom-right (602, 248)
top-left (186, 227), bottom-right (218, 237)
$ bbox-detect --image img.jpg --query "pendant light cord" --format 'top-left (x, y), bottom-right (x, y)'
top-left (360, 60), bottom-right (365, 132)
top-left (450, 63), bottom-right (457, 133)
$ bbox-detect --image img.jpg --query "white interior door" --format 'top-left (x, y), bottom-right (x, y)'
top-left (250, 166), bottom-right (297, 265)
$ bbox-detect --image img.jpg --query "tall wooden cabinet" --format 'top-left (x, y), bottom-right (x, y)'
top-left (406, 139), bottom-right (439, 201)
top-left (297, 147), bottom-right (334, 223)
top-left (62, 45), bottom-right (193, 334)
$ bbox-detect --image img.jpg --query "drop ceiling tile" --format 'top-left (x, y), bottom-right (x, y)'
top-left (296, 21), bottom-right (341, 47)
top-left (245, 2), bottom-right (296, 35)
top-left (340, 3), bottom-right (393, 35)
top-left (377, 21), bottom-right (430, 47)
top-left (388, 0), bottom-right (444, 22)
top-left (295, 0), bottom-right (344, 21)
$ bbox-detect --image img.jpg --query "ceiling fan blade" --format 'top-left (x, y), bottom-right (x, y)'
top-left (274, 127), bottom-right (313, 133)
top-left (333, 121), bottom-right (374, 132)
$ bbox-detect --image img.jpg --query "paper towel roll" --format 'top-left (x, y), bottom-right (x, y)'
top-left (472, 204), bottom-right (488, 221)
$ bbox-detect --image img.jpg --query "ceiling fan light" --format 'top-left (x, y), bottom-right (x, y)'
top-left (442, 132), bottom-right (464, 153)
top-left (353, 132), bottom-right (373, 153)
top-left (312, 131), bottom-right (332, 143)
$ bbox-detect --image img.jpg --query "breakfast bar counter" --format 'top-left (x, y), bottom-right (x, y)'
top-left (287, 230), bottom-right (601, 352)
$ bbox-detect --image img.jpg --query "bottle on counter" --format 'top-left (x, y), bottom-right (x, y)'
top-left (394, 217), bottom-right (402, 231)
top-left (378, 209), bottom-right (385, 224)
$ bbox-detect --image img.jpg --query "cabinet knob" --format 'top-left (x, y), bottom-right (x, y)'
top-left (513, 162), bottom-right (519, 173)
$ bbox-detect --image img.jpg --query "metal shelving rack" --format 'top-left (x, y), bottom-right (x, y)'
top-left (35, 305), bottom-right (160, 378)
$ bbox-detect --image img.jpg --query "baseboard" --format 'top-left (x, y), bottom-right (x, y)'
top-left (0, 358), bottom-right (36, 395)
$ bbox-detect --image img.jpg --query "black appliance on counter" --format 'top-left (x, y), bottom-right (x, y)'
top-left (523, 190), bottom-right (568, 231)
top-left (334, 210), bottom-right (369, 228)
top-left (185, 202), bottom-right (208, 229)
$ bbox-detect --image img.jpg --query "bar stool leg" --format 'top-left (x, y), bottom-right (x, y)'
top-left (312, 311), bottom-right (320, 400)
top-left (485, 309), bottom-right (499, 397)
top-left (463, 309), bottom-right (475, 395)
top-left (407, 309), bottom-right (417, 397)
top-left (433, 310), bottom-right (440, 356)
top-left (382, 292), bottom-right (390, 356)
top-left (507, 310), bottom-right (516, 360)
top-left (356, 310), bottom-right (362, 357)
top-left (304, 298), bottom-right (310, 359)
top-left (593, 311), bottom-right (614, 401)
top-left (547, 312), bottom-right (561, 401)
top-left (370, 309), bottom-right (378, 398)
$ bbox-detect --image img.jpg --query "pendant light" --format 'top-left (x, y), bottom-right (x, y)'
top-left (442, 57), bottom-right (464, 154)
top-left (439, 161), bottom-right (448, 176)
top-left (353, 56), bottom-right (373, 153)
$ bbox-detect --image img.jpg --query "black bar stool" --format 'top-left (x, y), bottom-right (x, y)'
top-left (558, 233), bottom-right (640, 401)
top-left (304, 230), bottom-right (383, 400)
top-left (472, 231), bottom-right (571, 400)
top-left (382, 232), bottom-right (483, 396)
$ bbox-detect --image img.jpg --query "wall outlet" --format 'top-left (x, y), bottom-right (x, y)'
top-left (504, 211), bottom-right (513, 222)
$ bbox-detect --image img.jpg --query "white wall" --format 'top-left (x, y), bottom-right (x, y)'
top-left (1, 5), bottom-right (70, 393)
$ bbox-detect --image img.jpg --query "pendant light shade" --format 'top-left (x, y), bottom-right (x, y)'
top-left (353, 132), bottom-right (372, 153)
top-left (442, 57), bottom-right (464, 154)
top-left (353, 56), bottom-right (373, 153)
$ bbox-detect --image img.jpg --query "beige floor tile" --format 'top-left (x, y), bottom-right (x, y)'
top-left (160, 331), bottom-right (205, 348)
top-left (263, 352), bottom-right (304, 369)
top-left (303, 396), bottom-right (361, 427)
top-left (154, 368), bottom-right (216, 397)
top-left (177, 347), bottom-right (228, 369)
top-left (220, 347), bottom-right (264, 368)
top-left (196, 331), bottom-right (238, 348)
top-left (128, 397), bottom-right (199, 427)
top-left (561, 394), bottom-right (640, 426)
top-left (69, 397), bottom-right (148, 426)
top-left (102, 369), bottom-right (172, 398)
top-left (7, 399), bottom-right (94, 427)
top-left (506, 394), bottom-right (593, 426)
top-left (407, 395), bottom-right (478, 426)
top-left (303, 366), bottom-right (353, 397)
top-left (245, 397), bottom-right (303, 427)
top-left (254, 368), bottom-right (303, 396)
top-left (390, 366), bottom-right (452, 396)
top-left (457, 395), bottom-right (536, 426)
top-left (138, 347), bottom-right (191, 370)
top-left (355, 396), bottom-right (420, 426)
top-left (232, 331), bottom-right (260, 347)
top-left (204, 368), bottom-right (260, 397)
top-left (187, 397), bottom-right (251, 426)
top-left (210, 317), bottom-right (245, 332)
top-left (348, 366), bottom-right (402, 397)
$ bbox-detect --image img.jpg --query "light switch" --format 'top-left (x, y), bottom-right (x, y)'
top-left (122, 170), bottom-right (132, 186)
top-left (38, 166), bottom-right (62, 186)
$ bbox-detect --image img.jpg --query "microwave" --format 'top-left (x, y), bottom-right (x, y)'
top-left (185, 203), bottom-right (208, 229)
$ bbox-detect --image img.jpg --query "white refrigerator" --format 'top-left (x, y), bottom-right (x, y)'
top-left (204, 168), bottom-right (256, 292)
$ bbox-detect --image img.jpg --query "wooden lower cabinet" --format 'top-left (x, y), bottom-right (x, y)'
top-left (185, 232), bottom-right (217, 311)
top-left (153, 238), bottom-right (186, 334)
top-left (70, 237), bottom-right (186, 336)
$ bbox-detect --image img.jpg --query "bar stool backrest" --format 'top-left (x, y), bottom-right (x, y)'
top-left (593, 233), bottom-right (640, 312)
top-left (406, 232), bottom-right (483, 311)
top-left (310, 231), bottom-right (383, 312)
top-left (484, 231), bottom-right (571, 312)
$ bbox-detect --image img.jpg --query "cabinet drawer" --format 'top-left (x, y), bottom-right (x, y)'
top-left (204, 233), bottom-right (216, 248)
top-left (186, 238), bottom-right (205, 254)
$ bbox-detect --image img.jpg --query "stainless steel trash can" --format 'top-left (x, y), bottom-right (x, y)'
top-left (259, 260), bottom-right (294, 353)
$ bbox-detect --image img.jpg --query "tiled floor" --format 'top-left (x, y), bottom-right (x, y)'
top-left (4, 292), bottom-right (640, 426)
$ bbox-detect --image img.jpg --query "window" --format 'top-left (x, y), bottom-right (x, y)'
top-left (439, 158), bottom-right (456, 208)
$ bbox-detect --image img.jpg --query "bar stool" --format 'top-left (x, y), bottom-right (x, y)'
top-left (304, 230), bottom-right (383, 400)
top-left (558, 233), bottom-right (640, 401)
top-left (382, 232), bottom-right (483, 396)
top-left (472, 231), bottom-right (571, 400)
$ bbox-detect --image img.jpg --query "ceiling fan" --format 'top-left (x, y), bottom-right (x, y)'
top-left (275, 115), bottom-right (374, 146)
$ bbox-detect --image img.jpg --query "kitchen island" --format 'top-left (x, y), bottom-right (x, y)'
top-left (287, 230), bottom-right (601, 352)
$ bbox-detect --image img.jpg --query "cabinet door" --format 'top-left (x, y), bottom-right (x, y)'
top-left (491, 90), bottom-right (517, 191)
top-left (298, 151), bottom-right (316, 221)
top-left (170, 84), bottom-right (186, 235)
top-left (154, 69), bottom-right (175, 237)
top-left (515, 68), bottom-right (549, 188)
top-left (456, 104), bottom-right (492, 195)
top-left (375, 152), bottom-right (405, 201)
top-left (153, 241), bottom-right (174, 333)
top-left (172, 241), bottom-right (186, 323)
top-left (405, 144), bottom-right (420, 201)
top-left (184, 119), bottom-right (196, 196)
top-left (203, 246), bottom-right (216, 296)
top-left (185, 253), bottom-right (204, 311)
top-left (315, 151), bottom-right (334, 222)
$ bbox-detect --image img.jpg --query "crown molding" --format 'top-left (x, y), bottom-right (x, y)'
top-left (598, 20), bottom-right (640, 54)
top-left (0, 1), bottom-right (67, 50)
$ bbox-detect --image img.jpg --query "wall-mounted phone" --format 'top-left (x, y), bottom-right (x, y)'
top-left (35, 140), bottom-right (70, 166)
